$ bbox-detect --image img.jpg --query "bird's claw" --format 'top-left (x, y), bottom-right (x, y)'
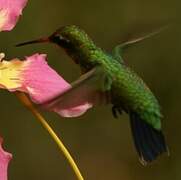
top-left (112, 105), bottom-right (123, 118)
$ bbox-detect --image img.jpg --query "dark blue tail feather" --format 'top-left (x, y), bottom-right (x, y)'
top-left (130, 112), bottom-right (168, 164)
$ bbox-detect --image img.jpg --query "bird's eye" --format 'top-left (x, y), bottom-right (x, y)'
top-left (58, 35), bottom-right (64, 40)
top-left (57, 35), bottom-right (70, 43)
top-left (51, 34), bottom-right (71, 48)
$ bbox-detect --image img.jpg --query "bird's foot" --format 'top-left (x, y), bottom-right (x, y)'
top-left (112, 105), bottom-right (123, 118)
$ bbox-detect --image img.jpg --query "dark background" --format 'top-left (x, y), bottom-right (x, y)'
top-left (0, 0), bottom-right (180, 179)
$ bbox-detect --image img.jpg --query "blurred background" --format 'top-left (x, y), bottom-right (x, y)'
top-left (0, 0), bottom-right (180, 179)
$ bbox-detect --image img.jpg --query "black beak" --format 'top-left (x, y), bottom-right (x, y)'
top-left (15, 37), bottom-right (50, 47)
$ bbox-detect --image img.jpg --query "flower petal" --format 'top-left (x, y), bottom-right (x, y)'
top-left (0, 137), bottom-right (12, 180)
top-left (20, 54), bottom-right (92, 117)
top-left (0, 53), bottom-right (92, 117)
top-left (20, 54), bottom-right (71, 104)
top-left (0, 56), bottom-right (23, 90)
top-left (0, 0), bottom-right (28, 31)
top-left (53, 103), bottom-right (92, 118)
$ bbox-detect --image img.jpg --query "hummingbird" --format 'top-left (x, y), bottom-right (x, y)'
top-left (16, 25), bottom-right (169, 164)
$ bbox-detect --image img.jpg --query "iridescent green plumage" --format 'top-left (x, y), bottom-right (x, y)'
top-left (51, 25), bottom-right (162, 129)
top-left (16, 25), bottom-right (168, 164)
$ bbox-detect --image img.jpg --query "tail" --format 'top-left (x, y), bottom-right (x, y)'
top-left (129, 112), bottom-right (169, 165)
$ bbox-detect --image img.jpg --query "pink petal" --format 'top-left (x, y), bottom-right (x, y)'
top-left (0, 53), bottom-right (92, 117)
top-left (0, 137), bottom-right (12, 180)
top-left (19, 54), bottom-right (92, 117)
top-left (53, 103), bottom-right (92, 118)
top-left (20, 54), bottom-right (70, 104)
top-left (0, 0), bottom-right (28, 31)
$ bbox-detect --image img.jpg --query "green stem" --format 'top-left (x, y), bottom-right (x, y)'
top-left (15, 92), bottom-right (84, 180)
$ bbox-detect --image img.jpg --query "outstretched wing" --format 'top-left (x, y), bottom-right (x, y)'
top-left (112, 26), bottom-right (168, 63)
top-left (41, 66), bottom-right (112, 117)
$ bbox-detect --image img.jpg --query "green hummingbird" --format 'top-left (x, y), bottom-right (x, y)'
top-left (16, 25), bottom-right (169, 164)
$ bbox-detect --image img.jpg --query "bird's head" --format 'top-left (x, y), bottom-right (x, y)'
top-left (16, 25), bottom-right (94, 50)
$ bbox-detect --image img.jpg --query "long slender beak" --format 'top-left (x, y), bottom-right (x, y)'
top-left (15, 37), bottom-right (50, 47)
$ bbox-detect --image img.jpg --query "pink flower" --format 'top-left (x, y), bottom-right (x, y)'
top-left (0, 1), bottom-right (91, 179)
top-left (0, 138), bottom-right (12, 180)
top-left (0, 53), bottom-right (92, 117)
top-left (0, 1), bottom-right (28, 178)
top-left (0, 0), bottom-right (28, 31)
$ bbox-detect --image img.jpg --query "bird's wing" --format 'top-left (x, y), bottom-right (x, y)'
top-left (112, 26), bottom-right (167, 63)
top-left (41, 66), bottom-right (112, 117)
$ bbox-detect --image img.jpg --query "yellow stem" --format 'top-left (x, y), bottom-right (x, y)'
top-left (15, 92), bottom-right (84, 180)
